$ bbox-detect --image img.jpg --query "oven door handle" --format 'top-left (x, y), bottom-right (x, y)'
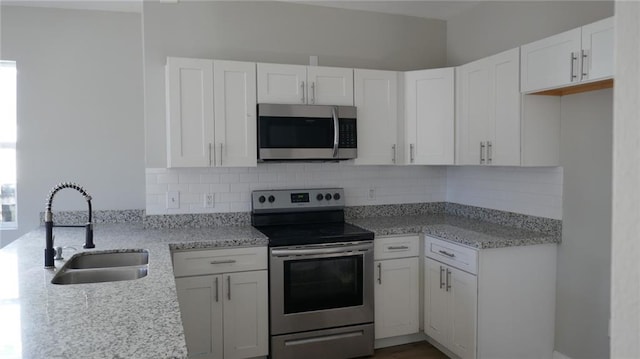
top-left (271, 243), bottom-right (372, 257)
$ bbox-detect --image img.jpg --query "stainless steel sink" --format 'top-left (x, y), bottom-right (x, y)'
top-left (67, 249), bottom-right (149, 269)
top-left (51, 249), bottom-right (149, 285)
top-left (51, 266), bottom-right (148, 285)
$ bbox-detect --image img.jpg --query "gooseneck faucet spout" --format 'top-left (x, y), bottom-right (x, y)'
top-left (44, 182), bottom-right (94, 268)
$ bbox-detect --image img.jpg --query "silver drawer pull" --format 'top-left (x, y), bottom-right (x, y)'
top-left (387, 246), bottom-right (409, 250)
top-left (210, 259), bottom-right (237, 265)
top-left (438, 250), bottom-right (455, 258)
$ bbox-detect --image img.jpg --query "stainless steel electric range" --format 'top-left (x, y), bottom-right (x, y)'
top-left (251, 188), bottom-right (375, 359)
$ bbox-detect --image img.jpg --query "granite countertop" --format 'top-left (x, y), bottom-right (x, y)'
top-left (0, 223), bottom-right (267, 359)
top-left (348, 214), bottom-right (560, 249)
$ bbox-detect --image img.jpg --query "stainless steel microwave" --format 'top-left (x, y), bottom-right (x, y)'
top-left (257, 103), bottom-right (357, 161)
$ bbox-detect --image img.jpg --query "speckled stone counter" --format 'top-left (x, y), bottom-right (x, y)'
top-left (348, 214), bottom-right (560, 249)
top-left (0, 223), bottom-right (267, 359)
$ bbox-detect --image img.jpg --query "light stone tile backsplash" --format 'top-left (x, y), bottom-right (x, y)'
top-left (146, 163), bottom-right (448, 215)
top-left (446, 166), bottom-right (563, 220)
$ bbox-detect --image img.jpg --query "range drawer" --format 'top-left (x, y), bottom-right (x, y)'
top-left (425, 236), bottom-right (478, 275)
top-left (173, 246), bottom-right (267, 277)
top-left (374, 235), bottom-right (419, 260)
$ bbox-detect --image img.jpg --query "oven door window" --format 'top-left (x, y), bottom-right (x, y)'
top-left (259, 117), bottom-right (334, 148)
top-left (284, 254), bottom-right (363, 314)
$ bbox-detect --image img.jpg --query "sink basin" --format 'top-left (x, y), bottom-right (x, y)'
top-left (67, 249), bottom-right (149, 269)
top-left (51, 267), bottom-right (148, 285)
top-left (51, 249), bottom-right (150, 285)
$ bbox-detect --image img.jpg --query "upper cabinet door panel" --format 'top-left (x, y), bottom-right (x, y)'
top-left (257, 63), bottom-right (307, 104)
top-left (520, 28), bottom-right (581, 93)
top-left (581, 16), bottom-right (614, 82)
top-left (457, 60), bottom-right (491, 165)
top-left (213, 60), bottom-right (257, 167)
top-left (166, 57), bottom-right (215, 168)
top-left (307, 66), bottom-right (354, 105)
top-left (491, 48), bottom-right (521, 166)
top-left (354, 69), bottom-right (398, 165)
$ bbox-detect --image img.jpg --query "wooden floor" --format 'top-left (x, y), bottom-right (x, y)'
top-left (370, 341), bottom-right (449, 359)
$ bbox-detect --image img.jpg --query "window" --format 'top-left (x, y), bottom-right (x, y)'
top-left (0, 61), bottom-right (17, 229)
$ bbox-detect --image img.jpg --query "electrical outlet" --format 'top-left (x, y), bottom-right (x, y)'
top-left (204, 193), bottom-right (215, 208)
top-left (368, 186), bottom-right (376, 200)
top-left (166, 191), bottom-right (180, 209)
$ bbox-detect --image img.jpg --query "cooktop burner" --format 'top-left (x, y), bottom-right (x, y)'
top-left (254, 222), bottom-right (374, 247)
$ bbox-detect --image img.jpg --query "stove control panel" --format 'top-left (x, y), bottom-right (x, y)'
top-left (252, 188), bottom-right (345, 213)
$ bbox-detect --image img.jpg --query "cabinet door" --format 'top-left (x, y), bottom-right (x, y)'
top-left (520, 28), bottom-right (581, 93)
top-left (490, 48), bottom-right (521, 166)
top-left (581, 17), bottom-right (614, 82)
top-left (176, 275), bottom-right (224, 359)
top-left (213, 60), bottom-right (257, 167)
top-left (354, 69), bottom-right (398, 165)
top-left (457, 60), bottom-right (491, 165)
top-left (449, 266), bottom-right (478, 359)
top-left (374, 257), bottom-right (419, 339)
top-left (257, 63), bottom-right (307, 104)
top-left (166, 57), bottom-right (215, 168)
top-left (223, 271), bottom-right (268, 359)
top-left (307, 66), bottom-right (354, 105)
top-left (424, 258), bottom-right (450, 346)
top-left (404, 68), bottom-right (455, 165)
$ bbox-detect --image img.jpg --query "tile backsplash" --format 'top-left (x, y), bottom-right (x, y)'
top-left (146, 163), bottom-right (447, 215)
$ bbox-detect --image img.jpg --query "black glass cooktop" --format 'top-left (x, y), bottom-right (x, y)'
top-left (254, 222), bottom-right (374, 247)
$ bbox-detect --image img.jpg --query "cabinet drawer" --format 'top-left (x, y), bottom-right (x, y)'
top-left (425, 236), bottom-right (478, 275)
top-left (375, 235), bottom-right (419, 260)
top-left (173, 246), bottom-right (267, 277)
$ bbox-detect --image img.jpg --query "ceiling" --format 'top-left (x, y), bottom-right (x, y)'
top-left (2, 0), bottom-right (482, 20)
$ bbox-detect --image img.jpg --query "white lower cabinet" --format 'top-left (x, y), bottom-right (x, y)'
top-left (173, 247), bottom-right (268, 359)
top-left (374, 235), bottom-right (420, 339)
top-left (424, 236), bottom-right (557, 359)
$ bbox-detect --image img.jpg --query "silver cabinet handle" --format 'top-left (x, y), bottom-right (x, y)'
top-left (570, 52), bottom-right (579, 82)
top-left (439, 266), bottom-right (445, 289)
top-left (210, 259), bottom-right (236, 265)
top-left (331, 106), bottom-right (339, 158)
top-left (392, 144), bottom-right (396, 164)
top-left (438, 250), bottom-right (455, 258)
top-left (219, 143), bottom-right (224, 166)
top-left (487, 141), bottom-right (492, 164)
top-left (446, 268), bottom-right (451, 292)
top-left (227, 275), bottom-right (231, 301)
top-left (387, 245), bottom-right (409, 250)
top-left (208, 143), bottom-right (213, 166)
top-left (215, 277), bottom-right (219, 302)
top-left (581, 49), bottom-right (590, 79)
top-left (480, 142), bottom-right (485, 164)
top-left (311, 82), bottom-right (316, 104)
top-left (377, 262), bottom-right (382, 284)
top-left (410, 144), bottom-right (415, 163)
top-left (301, 81), bottom-right (306, 103)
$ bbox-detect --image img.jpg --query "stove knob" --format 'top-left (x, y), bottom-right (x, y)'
top-left (325, 193), bottom-right (332, 200)
top-left (316, 193), bottom-right (324, 201)
top-left (333, 193), bottom-right (341, 200)
top-left (268, 195), bottom-right (275, 203)
top-left (258, 195), bottom-right (266, 203)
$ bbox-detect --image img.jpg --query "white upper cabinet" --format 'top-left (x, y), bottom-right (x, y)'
top-left (213, 60), bottom-right (257, 167)
top-left (353, 69), bottom-right (399, 165)
top-left (457, 48), bottom-right (520, 166)
top-left (521, 16), bottom-right (613, 93)
top-left (404, 68), bottom-right (455, 165)
top-left (166, 57), bottom-right (215, 168)
top-left (257, 63), bottom-right (353, 105)
top-left (166, 57), bottom-right (257, 168)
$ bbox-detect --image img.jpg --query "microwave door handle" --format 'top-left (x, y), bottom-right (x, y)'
top-left (332, 106), bottom-right (339, 158)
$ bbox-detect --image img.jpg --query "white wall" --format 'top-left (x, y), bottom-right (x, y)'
top-left (446, 1), bottom-right (613, 65)
top-left (142, 0), bottom-right (446, 168)
top-left (146, 164), bottom-right (447, 215)
top-left (446, 166), bottom-right (563, 219)
top-left (611, 2), bottom-right (640, 356)
top-left (0, 6), bottom-right (145, 246)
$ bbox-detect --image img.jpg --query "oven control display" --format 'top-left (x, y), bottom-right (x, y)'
top-left (290, 193), bottom-right (309, 203)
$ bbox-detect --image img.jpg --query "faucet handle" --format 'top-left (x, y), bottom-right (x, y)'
top-left (54, 246), bottom-right (77, 261)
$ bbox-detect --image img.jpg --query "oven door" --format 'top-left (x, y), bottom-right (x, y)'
top-left (269, 241), bottom-right (374, 335)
